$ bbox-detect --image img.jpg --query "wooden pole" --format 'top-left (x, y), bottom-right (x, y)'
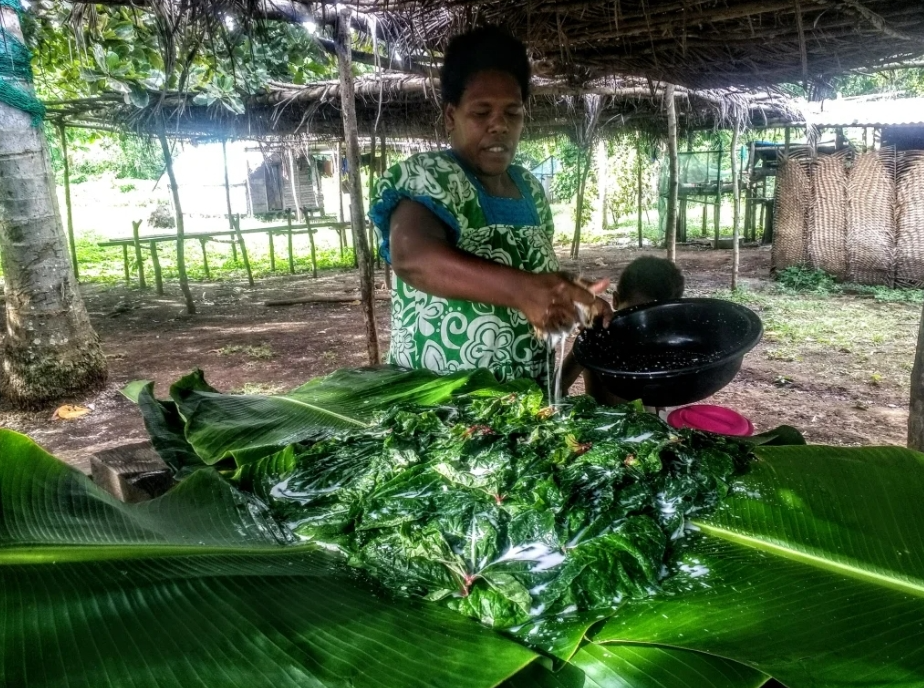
top-left (131, 220), bottom-right (145, 289)
top-left (286, 209), bottom-right (295, 274)
top-left (570, 147), bottom-right (590, 259)
top-left (57, 123), bottom-right (79, 280)
top-left (731, 120), bottom-right (742, 290)
top-left (368, 135), bottom-right (378, 264)
top-left (223, 141), bottom-right (254, 287)
top-left (665, 84), bottom-right (679, 263)
top-left (336, 8), bottom-right (380, 365)
top-left (156, 121), bottom-right (195, 315)
top-left (714, 141), bottom-right (723, 249)
top-left (199, 238), bottom-right (210, 280)
top-left (910, 303), bottom-right (924, 451)
top-left (121, 245), bottom-right (130, 285)
top-left (784, 126), bottom-right (791, 155)
top-left (305, 209), bottom-right (318, 278)
top-left (335, 143), bottom-right (345, 223)
top-left (149, 241), bottom-right (163, 295)
top-left (288, 149), bottom-right (301, 222)
top-left (637, 138), bottom-right (644, 248)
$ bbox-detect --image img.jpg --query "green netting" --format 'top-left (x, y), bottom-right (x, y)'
top-left (657, 149), bottom-right (747, 238)
top-left (0, 0), bottom-right (46, 125)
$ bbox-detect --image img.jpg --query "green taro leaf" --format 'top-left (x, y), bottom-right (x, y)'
top-left (171, 366), bottom-right (513, 465)
top-left (0, 429), bottom-right (537, 688)
top-left (597, 445), bottom-right (924, 687)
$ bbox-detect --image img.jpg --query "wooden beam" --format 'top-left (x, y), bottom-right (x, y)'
top-left (336, 7), bottom-right (380, 365)
top-left (665, 84), bottom-right (679, 263)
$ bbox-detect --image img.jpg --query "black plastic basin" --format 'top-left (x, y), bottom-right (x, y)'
top-left (573, 298), bottom-right (763, 408)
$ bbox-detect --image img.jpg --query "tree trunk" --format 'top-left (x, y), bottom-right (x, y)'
top-left (336, 8), bottom-right (379, 365)
top-left (910, 302), bottom-right (924, 452)
top-left (287, 149), bottom-right (301, 222)
top-left (730, 120), bottom-right (742, 290)
top-left (156, 121), bottom-right (196, 315)
top-left (0, 5), bottom-right (106, 407)
top-left (665, 84), bottom-right (679, 263)
top-left (592, 138), bottom-right (608, 231)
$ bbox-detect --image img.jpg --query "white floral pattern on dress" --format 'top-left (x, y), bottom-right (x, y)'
top-left (371, 151), bottom-right (559, 383)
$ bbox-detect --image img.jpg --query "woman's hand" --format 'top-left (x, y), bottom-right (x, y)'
top-left (518, 273), bottom-right (610, 335)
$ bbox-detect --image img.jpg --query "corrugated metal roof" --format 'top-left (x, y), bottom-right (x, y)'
top-left (803, 97), bottom-right (924, 128)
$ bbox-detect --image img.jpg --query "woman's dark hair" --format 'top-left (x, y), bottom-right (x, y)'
top-left (440, 26), bottom-right (531, 105)
top-left (617, 256), bottom-right (685, 303)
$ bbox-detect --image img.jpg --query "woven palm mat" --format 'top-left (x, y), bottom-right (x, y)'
top-left (772, 153), bottom-right (810, 271)
top-left (897, 151), bottom-right (924, 288)
top-left (847, 148), bottom-right (897, 286)
top-left (808, 150), bottom-right (849, 280)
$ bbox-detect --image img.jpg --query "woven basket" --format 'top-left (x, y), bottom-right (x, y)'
top-left (847, 148), bottom-right (897, 287)
top-left (808, 150), bottom-right (849, 280)
top-left (897, 151), bottom-right (924, 288)
top-left (772, 153), bottom-right (810, 271)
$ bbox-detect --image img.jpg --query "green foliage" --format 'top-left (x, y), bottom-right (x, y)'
top-left (235, 390), bottom-right (751, 633)
top-left (775, 265), bottom-right (924, 303)
top-left (833, 68), bottom-right (924, 98)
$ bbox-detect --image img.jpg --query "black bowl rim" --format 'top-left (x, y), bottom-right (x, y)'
top-left (574, 297), bottom-right (764, 379)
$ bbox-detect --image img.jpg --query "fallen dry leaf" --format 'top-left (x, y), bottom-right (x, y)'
top-left (53, 405), bottom-right (91, 421)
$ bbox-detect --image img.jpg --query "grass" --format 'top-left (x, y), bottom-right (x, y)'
top-left (721, 282), bottom-right (919, 393)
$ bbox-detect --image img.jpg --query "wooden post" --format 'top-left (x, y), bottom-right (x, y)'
top-left (122, 245), bottom-right (130, 285)
top-left (714, 141), bottom-right (723, 249)
top-left (131, 220), bottom-right (145, 289)
top-left (288, 149), bottom-right (301, 223)
top-left (570, 146), bottom-right (591, 259)
top-left (910, 303), bottom-right (924, 451)
top-left (57, 122), bottom-right (79, 280)
top-left (665, 84), bottom-right (679, 263)
top-left (156, 121), bottom-right (195, 315)
top-left (304, 208), bottom-right (318, 278)
top-left (784, 126), bottom-right (791, 155)
top-left (335, 143), bottom-right (345, 224)
top-left (244, 160), bottom-right (254, 215)
top-left (149, 241), bottom-right (164, 295)
top-left (701, 204), bottom-right (708, 237)
top-left (368, 135), bottom-right (378, 265)
top-left (286, 209), bottom-right (295, 274)
top-left (231, 237), bottom-right (238, 262)
top-left (637, 138), bottom-right (644, 248)
top-left (232, 215), bottom-right (254, 287)
top-left (268, 230), bottom-right (276, 272)
top-left (730, 120), bottom-right (742, 290)
top-left (336, 7), bottom-right (380, 365)
top-left (199, 238), bottom-right (210, 280)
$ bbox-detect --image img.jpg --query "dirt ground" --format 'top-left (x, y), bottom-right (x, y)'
top-left (0, 245), bottom-right (916, 473)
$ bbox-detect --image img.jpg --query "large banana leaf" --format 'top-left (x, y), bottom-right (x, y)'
top-left (133, 366), bottom-right (518, 467)
top-left (596, 445), bottom-right (924, 687)
top-left (0, 429), bottom-right (537, 688)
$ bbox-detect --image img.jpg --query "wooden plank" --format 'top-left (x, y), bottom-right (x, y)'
top-left (91, 441), bottom-right (174, 503)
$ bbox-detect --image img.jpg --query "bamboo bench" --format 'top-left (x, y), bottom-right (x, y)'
top-left (97, 211), bottom-right (353, 291)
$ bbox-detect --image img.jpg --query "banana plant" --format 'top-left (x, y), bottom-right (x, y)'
top-left (1, 367), bottom-right (922, 687)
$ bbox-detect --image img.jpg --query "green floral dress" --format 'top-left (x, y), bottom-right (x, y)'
top-left (369, 151), bottom-right (559, 383)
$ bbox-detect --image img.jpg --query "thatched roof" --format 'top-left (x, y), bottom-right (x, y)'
top-left (333, 0), bottom-right (924, 89)
top-left (46, 73), bottom-right (798, 141)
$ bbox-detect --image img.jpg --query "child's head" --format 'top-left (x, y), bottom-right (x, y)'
top-left (614, 256), bottom-right (684, 310)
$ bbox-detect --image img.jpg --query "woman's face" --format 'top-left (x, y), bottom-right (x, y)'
top-left (445, 70), bottom-right (525, 178)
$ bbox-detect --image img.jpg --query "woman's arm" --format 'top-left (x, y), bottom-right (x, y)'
top-left (390, 199), bottom-right (605, 333)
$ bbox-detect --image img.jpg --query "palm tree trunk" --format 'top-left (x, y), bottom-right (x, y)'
top-left (0, 4), bottom-right (106, 407)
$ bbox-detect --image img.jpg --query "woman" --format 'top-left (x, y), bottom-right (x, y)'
top-left (369, 26), bottom-right (608, 384)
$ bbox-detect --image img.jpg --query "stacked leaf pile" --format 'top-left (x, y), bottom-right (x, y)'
top-left (234, 389), bottom-right (752, 630)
